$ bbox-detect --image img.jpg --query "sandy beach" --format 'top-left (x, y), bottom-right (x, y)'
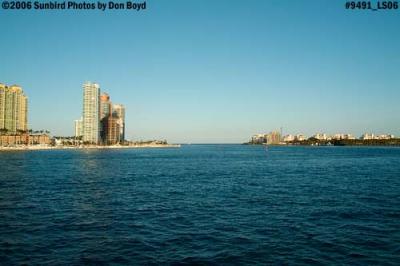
top-left (0, 144), bottom-right (181, 151)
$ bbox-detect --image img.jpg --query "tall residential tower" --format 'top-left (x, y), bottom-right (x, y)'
top-left (113, 104), bottom-right (125, 142)
top-left (0, 83), bottom-right (28, 134)
top-left (100, 92), bottom-right (112, 143)
top-left (77, 82), bottom-right (126, 145)
top-left (74, 118), bottom-right (83, 138)
top-left (82, 82), bottom-right (100, 144)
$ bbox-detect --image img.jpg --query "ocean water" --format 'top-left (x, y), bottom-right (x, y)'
top-left (0, 145), bottom-right (399, 265)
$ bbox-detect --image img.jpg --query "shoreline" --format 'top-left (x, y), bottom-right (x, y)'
top-left (245, 139), bottom-right (400, 147)
top-left (0, 144), bottom-right (181, 151)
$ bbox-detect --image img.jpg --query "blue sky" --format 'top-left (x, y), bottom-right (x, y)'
top-left (1, 0), bottom-right (399, 143)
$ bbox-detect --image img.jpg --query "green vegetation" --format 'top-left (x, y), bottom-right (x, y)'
top-left (0, 128), bottom-right (50, 136)
top-left (330, 139), bottom-right (400, 146)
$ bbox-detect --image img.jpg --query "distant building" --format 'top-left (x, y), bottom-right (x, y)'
top-left (74, 118), bottom-right (83, 137)
top-left (113, 104), bottom-right (125, 142)
top-left (251, 134), bottom-right (265, 144)
top-left (100, 93), bottom-right (112, 119)
top-left (295, 134), bottom-right (306, 141)
top-left (104, 115), bottom-right (120, 145)
top-left (99, 93), bottom-right (112, 143)
top-left (0, 84), bottom-right (4, 129)
top-left (332, 134), bottom-right (355, 140)
top-left (0, 133), bottom-right (50, 146)
top-left (97, 94), bottom-right (126, 145)
top-left (283, 134), bottom-right (295, 142)
top-left (313, 133), bottom-right (328, 140)
top-left (376, 134), bottom-right (394, 140)
top-left (79, 82), bottom-right (126, 145)
top-left (361, 133), bottom-right (374, 140)
top-left (266, 131), bottom-right (281, 144)
top-left (361, 133), bottom-right (394, 140)
top-left (250, 131), bottom-right (281, 144)
top-left (53, 136), bottom-right (82, 146)
top-left (0, 83), bottom-right (28, 134)
top-left (82, 82), bottom-right (100, 144)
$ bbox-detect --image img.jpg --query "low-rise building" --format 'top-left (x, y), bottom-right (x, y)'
top-left (0, 133), bottom-right (51, 146)
top-left (376, 134), bottom-right (394, 140)
top-left (361, 133), bottom-right (375, 140)
top-left (283, 134), bottom-right (295, 142)
top-left (332, 134), bottom-right (355, 140)
top-left (251, 134), bottom-right (266, 144)
top-left (361, 133), bottom-right (395, 140)
top-left (295, 134), bottom-right (306, 141)
top-left (53, 136), bottom-right (82, 146)
top-left (344, 134), bottom-right (355, 140)
top-left (313, 133), bottom-right (328, 140)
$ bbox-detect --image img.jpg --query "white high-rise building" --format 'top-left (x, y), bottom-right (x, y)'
top-left (74, 117), bottom-right (83, 137)
top-left (82, 82), bottom-right (100, 144)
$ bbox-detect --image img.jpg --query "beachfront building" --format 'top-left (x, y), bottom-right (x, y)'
top-left (345, 134), bottom-right (356, 140)
top-left (0, 84), bottom-right (4, 129)
top-left (294, 135), bottom-right (306, 141)
top-left (74, 118), bottom-right (83, 138)
top-left (100, 93), bottom-right (112, 119)
top-left (250, 131), bottom-right (281, 144)
top-left (283, 134), bottom-right (295, 142)
top-left (376, 134), bottom-right (395, 140)
top-left (99, 93), bottom-right (112, 143)
top-left (98, 93), bottom-right (126, 145)
top-left (82, 82), bottom-right (100, 144)
top-left (313, 133), bottom-right (328, 140)
top-left (331, 134), bottom-right (356, 140)
top-left (79, 82), bottom-right (126, 145)
top-left (266, 131), bottom-right (281, 144)
top-left (361, 133), bottom-right (395, 140)
top-left (251, 134), bottom-right (265, 144)
top-left (113, 104), bottom-right (125, 142)
top-left (0, 83), bottom-right (28, 134)
top-left (0, 133), bottom-right (50, 146)
top-left (104, 115), bottom-right (120, 145)
top-left (361, 133), bottom-right (375, 140)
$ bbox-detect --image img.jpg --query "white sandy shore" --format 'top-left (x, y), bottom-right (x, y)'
top-left (0, 144), bottom-right (181, 151)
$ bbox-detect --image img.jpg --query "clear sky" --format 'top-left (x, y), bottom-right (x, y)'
top-left (1, 0), bottom-right (399, 143)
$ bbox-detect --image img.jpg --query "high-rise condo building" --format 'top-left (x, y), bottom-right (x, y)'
top-left (100, 93), bottom-right (111, 119)
top-left (82, 82), bottom-right (100, 144)
top-left (74, 117), bottom-right (83, 137)
top-left (113, 104), bottom-right (125, 142)
top-left (0, 84), bottom-right (5, 130)
top-left (80, 83), bottom-right (126, 145)
top-left (100, 93), bottom-right (112, 143)
top-left (266, 131), bottom-right (281, 145)
top-left (0, 83), bottom-right (28, 134)
top-left (104, 115), bottom-right (120, 145)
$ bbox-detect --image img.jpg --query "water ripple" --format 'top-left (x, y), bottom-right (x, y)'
top-left (0, 145), bottom-right (399, 264)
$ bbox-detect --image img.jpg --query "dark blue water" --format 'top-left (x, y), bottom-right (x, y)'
top-left (0, 145), bottom-right (399, 265)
